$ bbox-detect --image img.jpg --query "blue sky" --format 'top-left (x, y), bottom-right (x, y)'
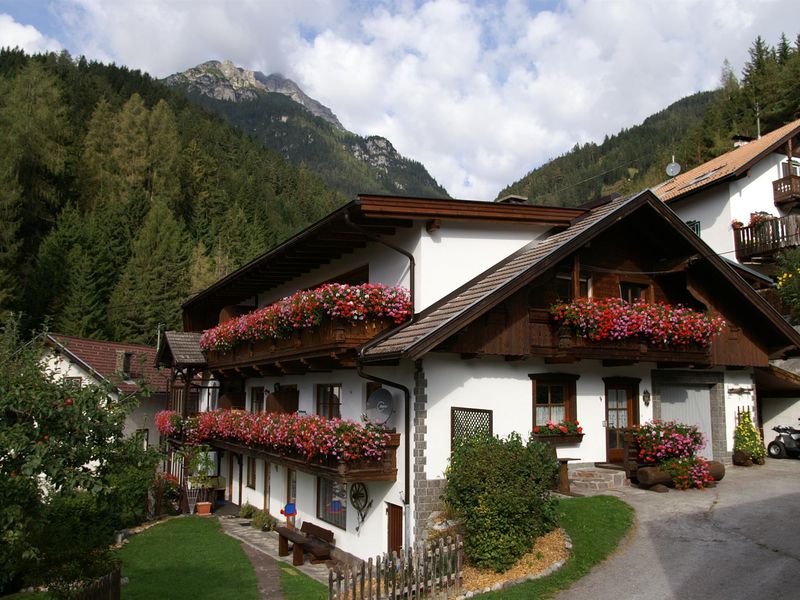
top-left (0, 0), bottom-right (792, 199)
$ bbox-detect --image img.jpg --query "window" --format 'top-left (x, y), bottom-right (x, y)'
top-left (317, 478), bottom-right (347, 529)
top-left (619, 282), bottom-right (648, 303)
top-left (64, 376), bottom-right (82, 388)
top-left (247, 456), bottom-right (256, 489)
top-left (250, 387), bottom-right (264, 413)
top-left (529, 373), bottom-right (579, 427)
top-left (316, 384), bottom-right (341, 419)
top-left (451, 407), bottom-right (492, 448)
top-left (782, 160), bottom-right (800, 177)
top-left (555, 274), bottom-right (590, 300)
top-left (685, 220), bottom-right (701, 236)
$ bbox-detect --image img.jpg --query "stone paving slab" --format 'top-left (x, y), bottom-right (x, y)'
top-left (218, 517), bottom-right (331, 585)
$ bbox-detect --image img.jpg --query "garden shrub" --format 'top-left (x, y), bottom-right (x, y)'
top-left (103, 437), bottom-right (161, 528)
top-left (251, 509), bottom-right (277, 531)
top-left (239, 502), bottom-right (258, 519)
top-left (151, 472), bottom-right (181, 516)
top-left (443, 432), bottom-right (558, 573)
top-left (733, 411), bottom-right (766, 463)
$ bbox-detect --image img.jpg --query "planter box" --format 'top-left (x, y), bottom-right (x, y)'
top-left (208, 433), bottom-right (401, 483)
top-left (205, 318), bottom-right (394, 371)
top-left (535, 433), bottom-right (584, 446)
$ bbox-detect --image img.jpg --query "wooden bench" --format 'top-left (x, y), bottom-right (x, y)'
top-left (276, 522), bottom-right (335, 566)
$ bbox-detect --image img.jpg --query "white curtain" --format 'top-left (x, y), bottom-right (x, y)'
top-left (660, 386), bottom-right (713, 459)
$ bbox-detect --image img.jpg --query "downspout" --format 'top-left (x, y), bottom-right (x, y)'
top-left (345, 212), bottom-right (416, 553)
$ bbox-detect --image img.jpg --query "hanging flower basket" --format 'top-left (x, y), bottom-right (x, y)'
top-left (535, 433), bottom-right (585, 446)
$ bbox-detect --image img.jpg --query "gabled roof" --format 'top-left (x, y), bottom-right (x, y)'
top-left (156, 331), bottom-right (206, 368)
top-left (182, 194), bottom-right (586, 328)
top-left (654, 118), bottom-right (800, 203)
top-left (364, 190), bottom-right (800, 361)
top-left (45, 334), bottom-right (169, 394)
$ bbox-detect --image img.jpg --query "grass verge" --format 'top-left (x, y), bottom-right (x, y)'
top-left (478, 495), bottom-right (633, 599)
top-left (278, 563), bottom-right (328, 600)
top-left (117, 516), bottom-right (259, 600)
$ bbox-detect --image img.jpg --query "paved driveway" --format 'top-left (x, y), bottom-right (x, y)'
top-left (556, 458), bottom-right (800, 600)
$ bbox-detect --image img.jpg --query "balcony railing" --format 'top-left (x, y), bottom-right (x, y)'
top-left (773, 174), bottom-right (800, 206)
top-left (734, 214), bottom-right (800, 261)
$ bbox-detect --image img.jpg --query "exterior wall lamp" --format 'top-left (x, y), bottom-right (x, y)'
top-left (642, 389), bottom-right (651, 407)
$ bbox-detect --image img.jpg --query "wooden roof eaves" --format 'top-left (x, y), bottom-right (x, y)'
top-left (377, 193), bottom-right (649, 362)
top-left (44, 334), bottom-right (119, 393)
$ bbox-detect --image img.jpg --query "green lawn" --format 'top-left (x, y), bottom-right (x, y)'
top-left (117, 517), bottom-right (259, 600)
top-left (478, 495), bottom-right (634, 599)
top-left (278, 563), bottom-right (327, 600)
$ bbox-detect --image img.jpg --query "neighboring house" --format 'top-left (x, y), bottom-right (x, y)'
top-left (44, 334), bottom-right (169, 450)
top-left (655, 118), bottom-right (800, 437)
top-left (160, 191), bottom-right (800, 560)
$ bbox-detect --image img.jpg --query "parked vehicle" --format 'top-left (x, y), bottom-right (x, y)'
top-left (767, 419), bottom-right (800, 458)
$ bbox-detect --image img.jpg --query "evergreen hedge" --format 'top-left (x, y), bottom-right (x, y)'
top-left (443, 433), bottom-right (558, 573)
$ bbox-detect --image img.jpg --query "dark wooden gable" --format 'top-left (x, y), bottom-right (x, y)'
top-left (441, 205), bottom-right (776, 367)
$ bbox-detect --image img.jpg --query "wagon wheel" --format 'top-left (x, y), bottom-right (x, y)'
top-left (349, 482), bottom-right (369, 511)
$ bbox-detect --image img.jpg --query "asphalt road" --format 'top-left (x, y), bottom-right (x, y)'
top-left (555, 458), bottom-right (800, 600)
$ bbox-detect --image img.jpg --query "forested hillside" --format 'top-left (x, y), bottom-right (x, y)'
top-left (0, 49), bottom-right (345, 344)
top-left (499, 33), bottom-right (800, 207)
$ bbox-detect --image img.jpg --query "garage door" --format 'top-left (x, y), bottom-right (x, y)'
top-left (660, 386), bottom-right (713, 460)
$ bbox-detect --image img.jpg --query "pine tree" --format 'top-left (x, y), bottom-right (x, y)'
top-left (0, 158), bottom-right (22, 315)
top-left (107, 200), bottom-right (190, 343)
top-left (147, 99), bottom-right (181, 211)
top-left (57, 245), bottom-right (104, 338)
top-left (188, 241), bottom-right (216, 296)
top-left (111, 93), bottom-right (150, 221)
top-left (80, 97), bottom-right (117, 211)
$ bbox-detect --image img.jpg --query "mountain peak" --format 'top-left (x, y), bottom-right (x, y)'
top-left (163, 60), bottom-right (343, 129)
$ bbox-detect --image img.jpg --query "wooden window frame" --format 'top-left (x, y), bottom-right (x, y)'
top-left (529, 373), bottom-right (579, 427)
top-left (555, 273), bottom-right (591, 301)
top-left (64, 376), bottom-right (82, 388)
top-left (316, 477), bottom-right (347, 530)
top-left (619, 281), bottom-right (649, 304)
top-left (246, 456), bottom-right (257, 489)
top-left (316, 384), bottom-right (342, 419)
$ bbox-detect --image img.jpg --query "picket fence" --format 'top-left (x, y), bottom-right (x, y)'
top-left (71, 567), bottom-right (121, 600)
top-left (328, 536), bottom-right (463, 600)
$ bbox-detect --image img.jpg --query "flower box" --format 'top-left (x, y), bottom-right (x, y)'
top-left (534, 433), bottom-right (585, 446)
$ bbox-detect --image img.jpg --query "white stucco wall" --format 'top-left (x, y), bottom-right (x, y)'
top-left (251, 221), bottom-right (547, 314)
top-left (760, 397), bottom-right (800, 443)
top-left (723, 370), bottom-right (757, 452)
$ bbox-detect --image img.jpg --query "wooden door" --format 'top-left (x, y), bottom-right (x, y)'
top-left (606, 381), bottom-right (638, 463)
top-left (387, 503), bottom-right (403, 556)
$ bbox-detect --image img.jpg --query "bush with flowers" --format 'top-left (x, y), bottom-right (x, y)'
top-left (200, 283), bottom-right (412, 353)
top-left (628, 420), bottom-right (714, 489)
top-left (550, 297), bottom-right (725, 348)
top-left (155, 410), bottom-right (183, 437)
top-left (533, 419), bottom-right (583, 436)
top-left (163, 409), bottom-right (392, 465)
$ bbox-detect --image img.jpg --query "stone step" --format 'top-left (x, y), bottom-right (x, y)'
top-left (568, 468), bottom-right (629, 492)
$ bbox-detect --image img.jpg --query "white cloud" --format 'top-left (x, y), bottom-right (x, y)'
top-left (13, 0), bottom-right (794, 199)
top-left (0, 13), bottom-right (62, 54)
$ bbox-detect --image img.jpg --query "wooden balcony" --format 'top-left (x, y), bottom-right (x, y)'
top-left (528, 309), bottom-right (711, 366)
top-left (207, 433), bottom-right (401, 483)
top-left (773, 174), bottom-right (800, 207)
top-left (734, 214), bottom-right (800, 262)
top-left (205, 318), bottom-right (394, 375)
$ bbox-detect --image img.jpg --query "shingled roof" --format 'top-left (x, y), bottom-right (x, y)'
top-left (364, 190), bottom-right (800, 361)
top-left (46, 334), bottom-right (169, 394)
top-left (156, 331), bottom-right (206, 368)
top-left (654, 118), bottom-right (800, 203)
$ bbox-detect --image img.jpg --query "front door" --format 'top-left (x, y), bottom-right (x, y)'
top-left (387, 503), bottom-right (403, 556)
top-left (605, 379), bottom-right (639, 463)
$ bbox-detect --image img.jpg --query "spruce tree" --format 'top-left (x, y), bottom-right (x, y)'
top-left (80, 97), bottom-right (117, 211)
top-left (57, 245), bottom-right (104, 338)
top-left (107, 200), bottom-right (190, 343)
top-left (147, 100), bottom-right (181, 211)
top-left (0, 159), bottom-right (22, 315)
top-left (188, 241), bottom-right (216, 296)
top-left (111, 93), bottom-right (150, 227)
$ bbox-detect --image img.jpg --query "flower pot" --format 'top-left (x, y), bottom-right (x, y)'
top-left (196, 501), bottom-right (212, 516)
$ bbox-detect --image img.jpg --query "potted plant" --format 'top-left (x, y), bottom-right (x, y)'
top-left (733, 411), bottom-right (766, 466)
top-left (188, 446), bottom-right (215, 516)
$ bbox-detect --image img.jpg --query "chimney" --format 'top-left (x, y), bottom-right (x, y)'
top-left (116, 350), bottom-right (132, 379)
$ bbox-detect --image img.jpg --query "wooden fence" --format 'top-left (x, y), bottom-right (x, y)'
top-left (328, 536), bottom-right (463, 600)
top-left (72, 567), bottom-right (121, 600)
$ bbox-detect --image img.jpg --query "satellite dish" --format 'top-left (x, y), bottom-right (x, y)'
top-left (365, 388), bottom-right (395, 425)
top-left (666, 155), bottom-right (681, 177)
